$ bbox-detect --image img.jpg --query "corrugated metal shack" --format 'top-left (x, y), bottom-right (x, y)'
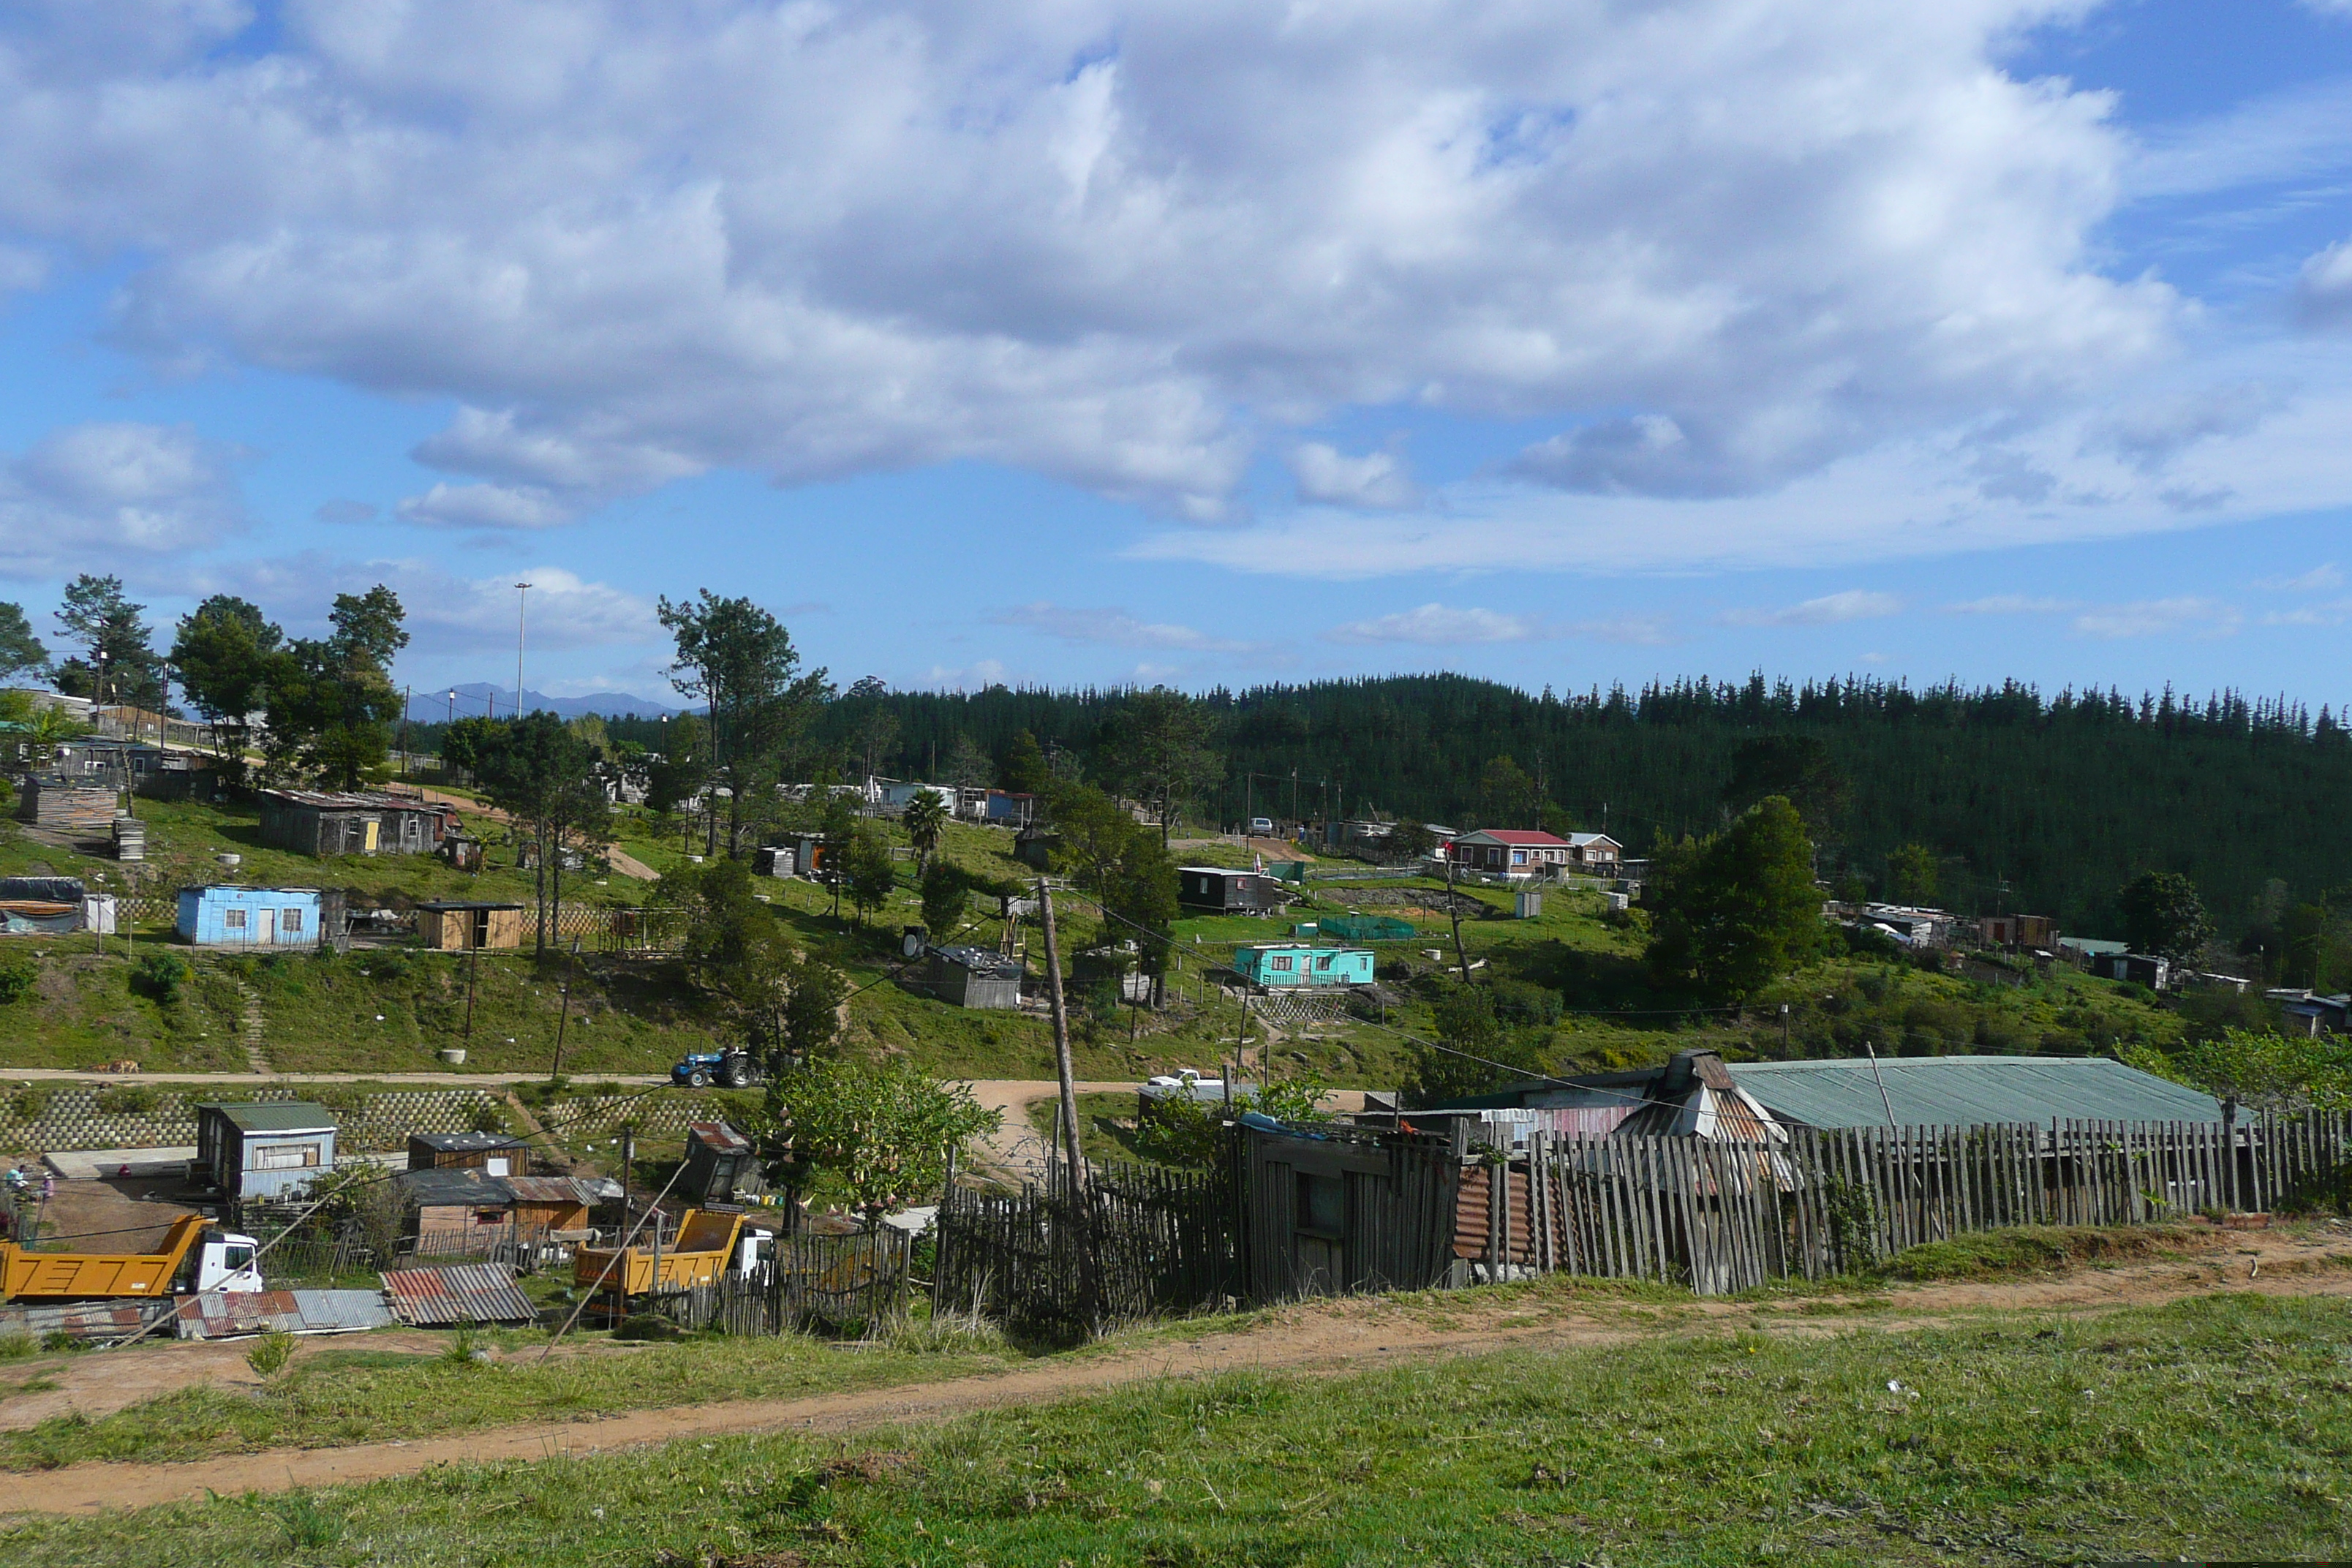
top-left (407, 1131), bottom-right (532, 1173)
top-left (415, 901), bottom-right (527, 951)
top-left (921, 944), bottom-right (1024, 1009)
top-left (193, 1101), bottom-right (339, 1199)
top-left (14, 778), bottom-right (120, 838)
top-left (1238, 1122), bottom-right (1460, 1300)
top-left (256, 789), bottom-right (453, 857)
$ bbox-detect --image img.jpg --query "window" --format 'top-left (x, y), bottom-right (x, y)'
top-left (475, 1210), bottom-right (505, 1225)
top-left (1315, 955), bottom-right (1334, 970)
top-left (253, 1142), bottom-right (319, 1170)
top-left (223, 908), bottom-right (246, 930)
top-left (484, 1157), bottom-right (510, 1176)
top-left (1295, 1172), bottom-right (1344, 1237)
top-left (1512, 851), bottom-right (1526, 864)
top-left (279, 907), bottom-right (304, 934)
top-left (1269, 955), bottom-right (1294, 971)
top-left (222, 1245), bottom-right (253, 1273)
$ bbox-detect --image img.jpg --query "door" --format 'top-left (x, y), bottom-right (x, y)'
top-left (363, 818), bottom-right (380, 853)
top-left (256, 908), bottom-right (275, 946)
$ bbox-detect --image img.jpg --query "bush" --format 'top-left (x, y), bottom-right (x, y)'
top-left (0, 953), bottom-right (37, 1007)
top-left (366, 952), bottom-right (410, 984)
top-left (245, 1330), bottom-right (296, 1379)
top-left (129, 952), bottom-right (190, 1006)
top-left (94, 1085), bottom-right (159, 1115)
top-left (612, 1313), bottom-right (681, 1342)
top-left (1489, 978), bottom-right (1563, 1028)
top-left (7, 1085), bottom-right (51, 1122)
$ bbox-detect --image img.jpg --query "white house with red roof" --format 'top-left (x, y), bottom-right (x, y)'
top-left (1445, 828), bottom-right (1623, 878)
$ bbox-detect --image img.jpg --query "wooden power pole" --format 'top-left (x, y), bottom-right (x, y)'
top-left (1037, 879), bottom-right (1085, 1191)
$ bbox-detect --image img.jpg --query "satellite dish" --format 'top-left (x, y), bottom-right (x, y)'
top-left (902, 927), bottom-right (926, 959)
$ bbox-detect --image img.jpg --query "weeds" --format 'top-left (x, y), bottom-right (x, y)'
top-left (244, 1330), bottom-right (296, 1381)
top-left (271, 1493), bottom-right (343, 1551)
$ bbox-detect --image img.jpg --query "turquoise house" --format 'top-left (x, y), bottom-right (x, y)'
top-left (1234, 943), bottom-right (1376, 988)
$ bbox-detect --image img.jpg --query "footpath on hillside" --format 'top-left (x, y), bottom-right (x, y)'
top-left (4, 1221), bottom-right (2348, 1517)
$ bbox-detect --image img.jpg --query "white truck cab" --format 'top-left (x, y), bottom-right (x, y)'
top-left (195, 1233), bottom-right (265, 1294)
top-left (735, 1227), bottom-right (777, 1276)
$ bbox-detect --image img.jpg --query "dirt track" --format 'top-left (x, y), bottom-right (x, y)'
top-left (3, 1223), bottom-right (2347, 1518)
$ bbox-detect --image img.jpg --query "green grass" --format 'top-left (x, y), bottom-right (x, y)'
top-left (1871, 1224), bottom-right (2203, 1283)
top-left (8, 1292), bottom-right (2352, 1564)
top-left (0, 1321), bottom-right (1011, 1472)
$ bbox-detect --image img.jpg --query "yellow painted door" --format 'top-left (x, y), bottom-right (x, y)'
top-left (363, 819), bottom-right (380, 853)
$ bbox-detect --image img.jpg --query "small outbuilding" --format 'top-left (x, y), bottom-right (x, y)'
top-left (193, 1101), bottom-right (339, 1199)
top-left (0, 875), bottom-right (87, 935)
top-left (255, 789), bottom-right (453, 858)
top-left (1178, 867), bottom-right (1274, 913)
top-left (415, 902), bottom-right (527, 951)
top-left (682, 1121), bottom-right (765, 1202)
top-left (407, 1130), bottom-right (532, 1174)
top-left (922, 944), bottom-right (1025, 1009)
top-left (177, 886), bottom-right (336, 949)
top-left (1233, 943), bottom-right (1376, 989)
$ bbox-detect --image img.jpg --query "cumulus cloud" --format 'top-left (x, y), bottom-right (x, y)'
top-left (1721, 591), bottom-right (1902, 628)
top-left (2072, 597), bottom-right (2243, 639)
top-left (397, 482), bottom-right (575, 531)
top-left (987, 602), bottom-right (1261, 654)
top-left (189, 555), bottom-right (659, 655)
top-left (0, 421), bottom-right (243, 575)
top-left (2089, 384), bottom-right (2285, 474)
top-left (1324, 603), bottom-right (1673, 646)
top-left (0, 1), bottom-right (2176, 521)
top-left (2255, 562), bottom-right (2343, 592)
top-left (2296, 239), bottom-right (2352, 331)
top-left (1289, 444), bottom-right (1417, 510)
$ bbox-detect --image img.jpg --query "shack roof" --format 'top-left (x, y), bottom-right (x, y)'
top-left (409, 1131), bottom-right (529, 1152)
top-left (932, 944), bottom-right (1022, 976)
top-left (397, 1167), bottom-right (513, 1207)
top-left (257, 788), bottom-right (448, 813)
top-left (413, 900), bottom-right (527, 912)
top-left (1725, 1055), bottom-right (2222, 1129)
top-left (1177, 865), bottom-right (1260, 878)
top-left (198, 1101), bottom-right (337, 1134)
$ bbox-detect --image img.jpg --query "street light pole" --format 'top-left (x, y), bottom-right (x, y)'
top-left (513, 582), bottom-right (532, 720)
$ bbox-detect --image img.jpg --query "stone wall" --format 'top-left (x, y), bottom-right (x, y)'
top-left (0, 1083), bottom-right (501, 1154)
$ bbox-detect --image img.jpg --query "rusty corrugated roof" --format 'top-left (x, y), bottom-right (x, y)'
top-left (1, 1298), bottom-right (172, 1344)
top-left (173, 1289), bottom-right (395, 1340)
top-left (381, 1262), bottom-right (537, 1326)
top-left (503, 1176), bottom-right (589, 1205)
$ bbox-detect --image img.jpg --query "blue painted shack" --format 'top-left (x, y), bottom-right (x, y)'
top-left (1234, 943), bottom-right (1376, 989)
top-left (193, 1101), bottom-right (339, 1199)
top-left (177, 886), bottom-right (330, 949)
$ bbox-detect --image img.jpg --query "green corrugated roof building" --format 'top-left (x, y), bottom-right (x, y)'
top-left (1725, 1055), bottom-right (2220, 1129)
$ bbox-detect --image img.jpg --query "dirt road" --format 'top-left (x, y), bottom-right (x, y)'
top-left (954, 1078), bottom-right (1138, 1178)
top-left (4, 1223), bottom-right (2348, 1517)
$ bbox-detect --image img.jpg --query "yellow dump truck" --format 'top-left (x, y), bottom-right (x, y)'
top-left (573, 1208), bottom-right (768, 1299)
top-left (0, 1214), bottom-right (266, 1303)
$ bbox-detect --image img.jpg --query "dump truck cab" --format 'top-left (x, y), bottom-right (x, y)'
top-left (0, 1214), bottom-right (264, 1303)
top-left (194, 1232), bottom-right (265, 1296)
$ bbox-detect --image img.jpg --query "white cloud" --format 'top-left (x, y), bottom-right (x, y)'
top-left (2261, 600), bottom-right (2352, 627)
top-left (0, 421), bottom-right (243, 575)
top-left (2255, 562), bottom-right (2343, 592)
top-left (987, 602), bottom-right (1262, 654)
top-left (1323, 603), bottom-right (1672, 646)
top-left (396, 482), bottom-right (576, 531)
top-left (1946, 594), bottom-right (2076, 614)
top-left (1327, 604), bottom-right (1548, 646)
top-left (2072, 597), bottom-right (2243, 640)
top-left (186, 555), bottom-right (659, 655)
top-left (0, 1), bottom-right (2176, 521)
top-left (1289, 443), bottom-right (1417, 510)
top-left (2296, 239), bottom-right (2352, 331)
top-left (923, 659), bottom-right (1010, 690)
top-left (1722, 590), bottom-right (1901, 628)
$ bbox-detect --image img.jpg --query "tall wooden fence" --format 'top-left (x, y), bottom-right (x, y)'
top-left (938, 1158), bottom-right (1240, 1336)
top-left (1478, 1113), bottom-right (2352, 1295)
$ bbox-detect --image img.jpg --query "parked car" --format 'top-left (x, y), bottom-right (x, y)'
top-left (1248, 817), bottom-right (1274, 835)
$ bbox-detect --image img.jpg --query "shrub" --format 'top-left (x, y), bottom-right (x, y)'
top-left (1490, 977), bottom-right (1563, 1028)
top-left (366, 952), bottom-right (410, 983)
top-left (0, 953), bottom-right (37, 1007)
top-left (129, 952), bottom-right (189, 1006)
top-left (245, 1330), bottom-right (296, 1380)
top-left (94, 1085), bottom-right (159, 1115)
top-left (7, 1085), bottom-right (51, 1122)
top-left (612, 1313), bottom-right (680, 1342)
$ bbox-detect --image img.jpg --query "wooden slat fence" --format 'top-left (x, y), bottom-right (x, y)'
top-left (938, 1158), bottom-right (1240, 1336)
top-left (652, 1230), bottom-right (912, 1335)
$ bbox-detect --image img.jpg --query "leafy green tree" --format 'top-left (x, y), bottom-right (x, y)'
top-left (671, 857), bottom-right (846, 1067)
top-left (2119, 870), bottom-right (2214, 965)
top-left (1474, 754), bottom-right (1541, 830)
top-left (1404, 984), bottom-right (1552, 1106)
top-left (944, 733), bottom-right (995, 788)
top-left (1885, 843), bottom-right (1939, 905)
top-left (1048, 780), bottom-right (1179, 998)
top-left (168, 595), bottom-right (282, 780)
top-left (1101, 687), bottom-right (1221, 849)
top-left (0, 602), bottom-right (47, 682)
top-left (758, 1058), bottom-right (998, 1220)
top-left (466, 713), bottom-right (609, 954)
top-left (1000, 728), bottom-right (1050, 795)
top-left (842, 821), bottom-right (899, 925)
top-left (2126, 1029), bottom-right (2352, 1115)
top-left (261, 588), bottom-right (410, 787)
top-left (643, 712), bottom-right (710, 817)
top-left (1646, 796), bottom-right (1824, 1000)
top-left (1385, 821), bottom-right (1437, 862)
top-left (53, 574), bottom-right (167, 711)
top-left (919, 857), bottom-right (970, 941)
top-left (902, 787), bottom-right (949, 870)
top-left (657, 592), bottom-right (831, 856)
top-left (2280, 902), bottom-right (2332, 990)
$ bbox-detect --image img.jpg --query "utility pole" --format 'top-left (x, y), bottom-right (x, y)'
top-left (1037, 879), bottom-right (1085, 1191)
top-left (398, 686), bottom-right (411, 777)
top-left (462, 939), bottom-right (480, 1045)
top-left (618, 1126), bottom-right (635, 1256)
top-left (550, 937), bottom-right (578, 1083)
top-left (513, 582), bottom-right (532, 719)
top-left (1446, 852), bottom-right (1474, 984)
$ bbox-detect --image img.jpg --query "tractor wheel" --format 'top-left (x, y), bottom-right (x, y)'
top-left (721, 1056), bottom-right (753, 1088)
top-left (687, 1068), bottom-right (712, 1088)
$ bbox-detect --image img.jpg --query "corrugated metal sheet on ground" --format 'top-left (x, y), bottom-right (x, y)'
top-left (1727, 1055), bottom-right (2223, 1130)
top-left (173, 1289), bottom-right (394, 1340)
top-left (1, 1298), bottom-right (173, 1343)
top-left (381, 1262), bottom-right (537, 1325)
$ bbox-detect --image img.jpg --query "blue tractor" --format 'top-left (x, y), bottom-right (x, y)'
top-left (671, 1049), bottom-right (761, 1089)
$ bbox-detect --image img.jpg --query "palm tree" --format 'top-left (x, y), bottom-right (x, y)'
top-left (902, 787), bottom-right (949, 872)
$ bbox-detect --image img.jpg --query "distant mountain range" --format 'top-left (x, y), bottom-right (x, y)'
top-left (406, 683), bottom-right (686, 722)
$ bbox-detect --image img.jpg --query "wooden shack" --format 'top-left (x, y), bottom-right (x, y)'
top-left (415, 902), bottom-right (527, 951)
top-left (407, 1131), bottom-right (532, 1174)
top-left (256, 789), bottom-right (452, 857)
top-left (14, 778), bottom-right (120, 838)
top-left (922, 945), bottom-right (1024, 1009)
top-left (1240, 1123), bottom-right (1459, 1301)
top-left (1178, 867), bottom-right (1274, 913)
top-left (682, 1121), bottom-right (764, 1202)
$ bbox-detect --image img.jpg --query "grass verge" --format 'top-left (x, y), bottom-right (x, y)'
top-left (5, 1292), bottom-right (2351, 1564)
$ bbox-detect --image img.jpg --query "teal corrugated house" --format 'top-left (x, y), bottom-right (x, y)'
top-left (178, 886), bottom-right (324, 949)
top-left (1234, 943), bottom-right (1376, 988)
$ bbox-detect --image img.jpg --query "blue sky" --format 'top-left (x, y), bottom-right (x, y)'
top-left (1, 0), bottom-right (2351, 712)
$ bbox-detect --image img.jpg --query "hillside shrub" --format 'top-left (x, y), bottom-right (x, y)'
top-left (130, 952), bottom-right (190, 1006)
top-left (1489, 977), bottom-right (1563, 1028)
top-left (95, 1085), bottom-right (160, 1115)
top-left (0, 953), bottom-right (37, 1007)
